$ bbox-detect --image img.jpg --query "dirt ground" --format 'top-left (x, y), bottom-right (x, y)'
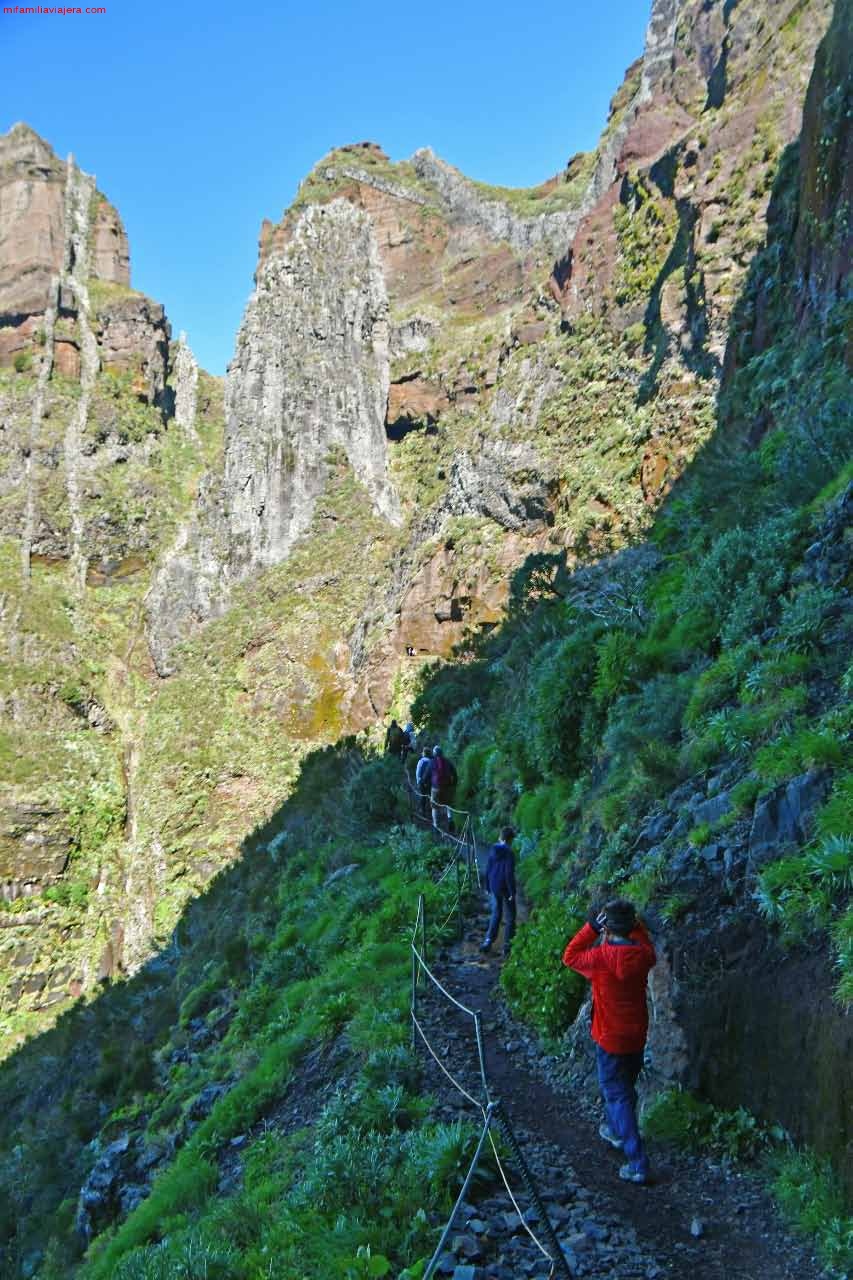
top-left (412, 898), bottom-right (828, 1280)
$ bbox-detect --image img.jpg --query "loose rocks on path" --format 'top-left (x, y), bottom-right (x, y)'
top-left (413, 917), bottom-right (825, 1280)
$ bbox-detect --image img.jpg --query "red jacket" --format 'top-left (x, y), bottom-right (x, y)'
top-left (562, 922), bottom-right (656, 1055)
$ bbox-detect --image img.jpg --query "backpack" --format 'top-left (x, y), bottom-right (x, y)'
top-left (431, 755), bottom-right (452, 789)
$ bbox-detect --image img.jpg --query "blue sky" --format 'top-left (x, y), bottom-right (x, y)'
top-left (2, 0), bottom-right (650, 375)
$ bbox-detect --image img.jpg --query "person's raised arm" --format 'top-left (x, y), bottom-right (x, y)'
top-left (562, 908), bottom-right (603, 973)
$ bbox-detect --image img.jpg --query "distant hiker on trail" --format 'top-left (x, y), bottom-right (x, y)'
top-left (385, 719), bottom-right (404, 758)
top-left (480, 826), bottom-right (516, 957)
top-left (429, 745), bottom-right (457, 831)
top-left (562, 899), bottom-right (656, 1185)
top-left (415, 747), bottom-right (433, 819)
top-left (401, 721), bottom-right (415, 762)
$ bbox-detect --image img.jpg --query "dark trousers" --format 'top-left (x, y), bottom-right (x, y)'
top-left (484, 892), bottom-right (516, 950)
top-left (595, 1044), bottom-right (648, 1175)
top-left (417, 782), bottom-right (430, 819)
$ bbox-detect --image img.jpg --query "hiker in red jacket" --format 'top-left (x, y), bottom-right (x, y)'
top-left (563, 899), bottom-right (656, 1184)
top-left (429, 745), bottom-right (457, 832)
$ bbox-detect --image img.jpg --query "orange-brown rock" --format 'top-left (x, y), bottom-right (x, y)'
top-left (91, 196), bottom-right (130, 285)
top-left (53, 338), bottom-right (81, 379)
top-left (0, 124), bottom-right (132, 325)
top-left (641, 442), bottom-right (672, 502)
top-left (552, 0), bottom-right (832, 339)
top-left (0, 124), bottom-right (66, 319)
top-left (387, 374), bottom-right (447, 431)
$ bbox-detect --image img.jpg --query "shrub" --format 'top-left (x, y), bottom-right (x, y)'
top-left (410, 661), bottom-right (488, 735)
top-left (179, 965), bottom-right (227, 1027)
top-left (643, 1089), bottom-right (777, 1161)
top-left (684, 646), bottom-right (756, 727)
top-left (740, 652), bottom-right (810, 704)
top-left (777, 586), bottom-right (836, 653)
top-left (754, 727), bottom-right (846, 783)
top-left (456, 740), bottom-right (490, 808)
top-left (770, 1149), bottom-right (853, 1272)
top-left (500, 898), bottom-right (585, 1039)
top-left (604, 672), bottom-right (693, 779)
top-left (407, 1120), bottom-right (486, 1204)
top-left (674, 517), bottom-right (798, 649)
top-left (754, 835), bottom-right (851, 935)
top-left (445, 701), bottom-right (486, 756)
top-left (526, 628), bottom-right (600, 779)
top-left (111, 1229), bottom-right (241, 1279)
top-left (729, 774), bottom-right (762, 812)
top-left (13, 351), bottom-right (32, 373)
top-left (343, 756), bottom-right (407, 831)
top-left (831, 907), bottom-right (853, 1007)
top-left (592, 628), bottom-right (642, 708)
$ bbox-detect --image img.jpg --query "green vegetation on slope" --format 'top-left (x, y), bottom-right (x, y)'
top-left (0, 744), bottom-right (489, 1279)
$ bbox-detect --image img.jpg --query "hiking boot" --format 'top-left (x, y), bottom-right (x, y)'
top-left (599, 1122), bottom-right (623, 1150)
top-left (618, 1163), bottom-right (648, 1185)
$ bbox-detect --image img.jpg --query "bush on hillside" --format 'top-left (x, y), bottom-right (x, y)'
top-left (410, 661), bottom-right (487, 736)
top-left (343, 757), bottom-right (407, 832)
top-left (527, 629), bottom-right (600, 779)
top-left (501, 899), bottom-right (586, 1040)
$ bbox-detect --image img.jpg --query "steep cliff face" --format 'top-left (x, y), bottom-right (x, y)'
top-left (225, 199), bottom-right (399, 564)
top-left (795, 0), bottom-right (852, 315)
top-left (0, 126), bottom-right (225, 1040)
top-left (145, 200), bottom-right (399, 672)
top-left (0, 124), bottom-right (130, 366)
top-left (555, 0), bottom-right (833, 360)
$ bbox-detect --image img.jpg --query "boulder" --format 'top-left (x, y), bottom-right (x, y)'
top-left (188, 1081), bottom-right (228, 1121)
top-left (75, 1133), bottom-right (132, 1241)
top-left (748, 770), bottom-right (831, 871)
top-left (0, 796), bottom-right (73, 897)
top-left (690, 791), bottom-right (731, 827)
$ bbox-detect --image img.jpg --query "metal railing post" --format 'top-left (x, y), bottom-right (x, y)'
top-left (423, 1104), bottom-right (495, 1280)
top-left (492, 1101), bottom-right (573, 1279)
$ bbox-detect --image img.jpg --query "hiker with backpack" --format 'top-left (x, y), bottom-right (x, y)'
top-left (479, 827), bottom-right (517, 957)
top-left (429, 745), bottom-right (457, 831)
top-left (562, 899), bottom-right (656, 1185)
top-left (415, 747), bottom-right (432, 820)
top-left (384, 719), bottom-right (404, 758)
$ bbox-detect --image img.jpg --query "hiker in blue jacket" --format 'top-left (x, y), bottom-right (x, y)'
top-left (415, 748), bottom-right (432, 819)
top-left (480, 827), bottom-right (517, 957)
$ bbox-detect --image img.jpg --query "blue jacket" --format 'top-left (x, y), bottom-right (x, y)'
top-left (415, 757), bottom-right (432, 787)
top-left (485, 843), bottom-right (516, 898)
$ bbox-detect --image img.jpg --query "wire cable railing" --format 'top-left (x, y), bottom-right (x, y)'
top-left (409, 885), bottom-right (572, 1279)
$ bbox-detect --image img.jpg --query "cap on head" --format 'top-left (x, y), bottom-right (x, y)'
top-left (603, 899), bottom-right (637, 935)
top-left (432, 745), bottom-right (442, 756)
top-left (500, 826), bottom-right (516, 842)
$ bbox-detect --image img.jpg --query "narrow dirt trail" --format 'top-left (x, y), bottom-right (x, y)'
top-left (414, 900), bottom-right (825, 1280)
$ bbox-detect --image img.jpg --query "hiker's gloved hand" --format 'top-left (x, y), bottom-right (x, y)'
top-left (587, 905), bottom-right (605, 933)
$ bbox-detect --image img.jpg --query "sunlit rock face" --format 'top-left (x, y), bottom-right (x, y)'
top-left (223, 199), bottom-right (399, 577)
top-left (0, 123), bottom-right (131, 366)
